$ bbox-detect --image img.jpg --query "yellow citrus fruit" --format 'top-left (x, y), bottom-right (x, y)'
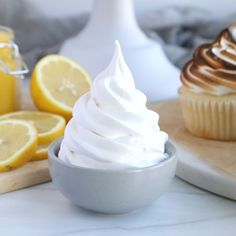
top-left (0, 111), bottom-right (66, 145)
top-left (30, 54), bottom-right (91, 121)
top-left (0, 119), bottom-right (37, 171)
top-left (31, 144), bottom-right (48, 161)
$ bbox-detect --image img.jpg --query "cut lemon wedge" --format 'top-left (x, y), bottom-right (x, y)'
top-left (0, 111), bottom-right (66, 145)
top-left (31, 144), bottom-right (48, 161)
top-left (0, 119), bottom-right (37, 171)
top-left (30, 54), bottom-right (91, 121)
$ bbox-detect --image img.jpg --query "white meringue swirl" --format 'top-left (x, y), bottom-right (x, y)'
top-left (181, 25), bottom-right (236, 96)
top-left (59, 41), bottom-right (168, 169)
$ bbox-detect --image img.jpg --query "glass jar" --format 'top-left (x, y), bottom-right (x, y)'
top-left (0, 26), bottom-right (28, 114)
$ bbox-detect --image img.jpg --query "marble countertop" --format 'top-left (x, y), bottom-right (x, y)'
top-left (1, 177), bottom-right (236, 236)
top-left (2, 81), bottom-right (235, 235)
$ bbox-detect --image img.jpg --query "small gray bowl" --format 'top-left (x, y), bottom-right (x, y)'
top-left (48, 138), bottom-right (177, 214)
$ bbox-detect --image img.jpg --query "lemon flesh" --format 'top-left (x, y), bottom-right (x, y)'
top-left (0, 119), bottom-right (37, 171)
top-left (0, 111), bottom-right (66, 145)
top-left (30, 55), bottom-right (91, 121)
top-left (31, 144), bottom-right (48, 161)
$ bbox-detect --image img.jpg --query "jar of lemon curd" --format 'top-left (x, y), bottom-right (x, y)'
top-left (0, 26), bottom-right (28, 114)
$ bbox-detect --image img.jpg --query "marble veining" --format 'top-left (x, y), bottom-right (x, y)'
top-left (1, 178), bottom-right (236, 236)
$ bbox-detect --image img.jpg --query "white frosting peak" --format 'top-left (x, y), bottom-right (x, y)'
top-left (59, 41), bottom-right (168, 169)
top-left (103, 40), bottom-right (134, 85)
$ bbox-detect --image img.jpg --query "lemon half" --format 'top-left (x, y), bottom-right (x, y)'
top-left (30, 55), bottom-right (91, 121)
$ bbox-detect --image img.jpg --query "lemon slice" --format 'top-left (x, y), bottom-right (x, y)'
top-left (31, 144), bottom-right (48, 161)
top-left (0, 119), bottom-right (37, 171)
top-left (0, 111), bottom-right (66, 145)
top-left (30, 54), bottom-right (91, 121)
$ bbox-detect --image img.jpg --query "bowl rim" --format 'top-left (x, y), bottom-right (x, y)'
top-left (48, 137), bottom-right (177, 174)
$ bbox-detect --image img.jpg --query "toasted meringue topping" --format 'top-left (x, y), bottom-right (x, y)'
top-left (181, 25), bottom-right (236, 95)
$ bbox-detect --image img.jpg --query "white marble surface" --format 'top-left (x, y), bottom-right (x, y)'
top-left (1, 177), bottom-right (236, 236)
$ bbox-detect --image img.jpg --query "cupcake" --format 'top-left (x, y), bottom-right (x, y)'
top-left (179, 25), bottom-right (236, 140)
top-left (58, 41), bottom-right (168, 169)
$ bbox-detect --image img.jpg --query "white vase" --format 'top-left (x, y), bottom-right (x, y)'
top-left (60, 0), bottom-right (181, 102)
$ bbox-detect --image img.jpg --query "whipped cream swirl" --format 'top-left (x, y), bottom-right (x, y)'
top-left (181, 25), bottom-right (236, 95)
top-left (59, 41), bottom-right (168, 169)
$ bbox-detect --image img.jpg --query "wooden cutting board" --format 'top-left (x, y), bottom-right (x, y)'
top-left (0, 93), bottom-right (50, 194)
top-left (0, 160), bottom-right (49, 194)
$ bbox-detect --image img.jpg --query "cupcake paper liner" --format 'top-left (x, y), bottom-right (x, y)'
top-left (180, 88), bottom-right (236, 141)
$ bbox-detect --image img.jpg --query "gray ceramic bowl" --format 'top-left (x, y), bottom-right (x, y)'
top-left (48, 138), bottom-right (177, 214)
